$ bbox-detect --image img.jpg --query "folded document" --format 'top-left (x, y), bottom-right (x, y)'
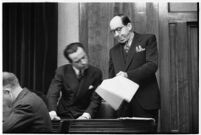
top-left (96, 76), bottom-right (139, 110)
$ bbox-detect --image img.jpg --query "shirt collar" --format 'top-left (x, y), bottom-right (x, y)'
top-left (126, 32), bottom-right (134, 47)
top-left (72, 66), bottom-right (80, 76)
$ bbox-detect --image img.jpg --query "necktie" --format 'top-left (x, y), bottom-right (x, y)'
top-left (78, 70), bottom-right (84, 80)
top-left (124, 44), bottom-right (130, 53)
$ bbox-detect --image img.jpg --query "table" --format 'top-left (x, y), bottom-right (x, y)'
top-left (52, 118), bottom-right (156, 133)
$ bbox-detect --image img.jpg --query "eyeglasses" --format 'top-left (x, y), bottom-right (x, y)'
top-left (110, 26), bottom-right (125, 35)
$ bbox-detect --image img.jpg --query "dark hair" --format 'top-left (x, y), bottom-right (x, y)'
top-left (3, 72), bottom-right (20, 88)
top-left (63, 42), bottom-right (85, 63)
top-left (117, 14), bottom-right (131, 25)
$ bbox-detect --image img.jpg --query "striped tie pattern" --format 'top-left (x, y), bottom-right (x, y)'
top-left (124, 44), bottom-right (130, 53)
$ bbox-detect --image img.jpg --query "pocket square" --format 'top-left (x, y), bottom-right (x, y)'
top-left (88, 85), bottom-right (94, 90)
top-left (136, 45), bottom-right (145, 52)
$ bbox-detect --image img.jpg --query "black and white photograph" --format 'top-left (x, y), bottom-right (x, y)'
top-left (2, 1), bottom-right (199, 134)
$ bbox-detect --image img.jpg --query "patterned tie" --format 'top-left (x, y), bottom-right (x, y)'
top-left (78, 69), bottom-right (84, 81)
top-left (124, 44), bottom-right (130, 53)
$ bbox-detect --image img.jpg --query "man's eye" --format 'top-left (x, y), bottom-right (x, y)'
top-left (3, 91), bottom-right (9, 95)
top-left (116, 27), bottom-right (122, 31)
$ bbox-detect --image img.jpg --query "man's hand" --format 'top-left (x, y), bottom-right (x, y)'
top-left (116, 71), bottom-right (128, 78)
top-left (49, 111), bottom-right (61, 120)
top-left (77, 112), bottom-right (91, 120)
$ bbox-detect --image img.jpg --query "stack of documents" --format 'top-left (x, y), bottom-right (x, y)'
top-left (96, 76), bottom-right (139, 110)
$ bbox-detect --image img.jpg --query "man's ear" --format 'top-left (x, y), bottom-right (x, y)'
top-left (127, 23), bottom-right (132, 31)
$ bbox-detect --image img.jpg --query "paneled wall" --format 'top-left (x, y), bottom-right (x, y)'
top-left (79, 3), bottom-right (114, 79)
top-left (159, 3), bottom-right (198, 133)
top-left (58, 3), bottom-right (79, 67)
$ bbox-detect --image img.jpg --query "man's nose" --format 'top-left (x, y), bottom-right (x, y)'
top-left (114, 31), bottom-right (120, 37)
top-left (81, 59), bottom-right (87, 65)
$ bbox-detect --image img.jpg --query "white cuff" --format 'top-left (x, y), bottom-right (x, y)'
top-left (49, 110), bottom-right (57, 116)
top-left (82, 112), bottom-right (91, 119)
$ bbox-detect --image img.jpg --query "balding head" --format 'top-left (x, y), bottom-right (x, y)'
top-left (3, 72), bottom-right (20, 89)
top-left (3, 72), bottom-right (22, 106)
top-left (110, 15), bottom-right (131, 29)
top-left (110, 16), bottom-right (123, 30)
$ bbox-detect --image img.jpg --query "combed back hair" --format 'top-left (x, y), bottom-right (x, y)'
top-left (63, 42), bottom-right (85, 63)
top-left (3, 72), bottom-right (19, 88)
top-left (117, 14), bottom-right (131, 25)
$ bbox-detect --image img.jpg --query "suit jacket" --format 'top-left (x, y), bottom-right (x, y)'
top-left (47, 64), bottom-right (102, 118)
top-left (109, 32), bottom-right (160, 110)
top-left (3, 88), bottom-right (52, 133)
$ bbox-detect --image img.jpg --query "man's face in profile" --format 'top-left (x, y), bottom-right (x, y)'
top-left (69, 47), bottom-right (89, 71)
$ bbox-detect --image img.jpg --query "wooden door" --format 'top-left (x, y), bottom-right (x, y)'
top-left (159, 3), bottom-right (198, 133)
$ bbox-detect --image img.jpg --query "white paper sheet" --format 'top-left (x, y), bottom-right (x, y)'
top-left (96, 76), bottom-right (139, 110)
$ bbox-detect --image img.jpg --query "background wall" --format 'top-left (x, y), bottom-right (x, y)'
top-left (57, 3), bottom-right (79, 67)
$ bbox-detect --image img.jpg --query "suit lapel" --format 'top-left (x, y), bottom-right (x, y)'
top-left (114, 44), bottom-right (126, 70)
top-left (65, 66), bottom-right (80, 91)
top-left (124, 32), bottom-right (141, 71)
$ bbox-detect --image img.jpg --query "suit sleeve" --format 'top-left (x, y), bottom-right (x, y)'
top-left (85, 70), bottom-right (102, 118)
top-left (3, 104), bottom-right (34, 133)
top-left (109, 50), bottom-right (115, 78)
top-left (47, 68), bottom-right (63, 111)
top-left (127, 35), bottom-right (158, 83)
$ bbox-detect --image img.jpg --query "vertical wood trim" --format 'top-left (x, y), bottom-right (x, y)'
top-left (158, 3), bottom-right (171, 132)
top-left (79, 3), bottom-right (88, 53)
top-left (169, 23), bottom-right (179, 132)
top-left (176, 22), bottom-right (190, 133)
top-left (187, 23), bottom-right (198, 133)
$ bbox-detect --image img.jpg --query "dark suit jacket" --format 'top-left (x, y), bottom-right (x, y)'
top-left (3, 88), bottom-right (52, 133)
top-left (109, 32), bottom-right (160, 110)
top-left (47, 64), bottom-right (102, 118)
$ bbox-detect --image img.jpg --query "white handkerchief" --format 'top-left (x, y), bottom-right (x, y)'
top-left (88, 85), bottom-right (94, 90)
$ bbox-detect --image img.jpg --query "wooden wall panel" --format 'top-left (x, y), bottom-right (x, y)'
top-left (159, 2), bottom-right (198, 133)
top-left (158, 3), bottom-right (171, 132)
top-left (187, 23), bottom-right (198, 133)
top-left (169, 23), bottom-right (178, 132)
top-left (168, 22), bottom-right (198, 133)
top-left (79, 3), bottom-right (114, 79)
top-left (177, 23), bottom-right (191, 133)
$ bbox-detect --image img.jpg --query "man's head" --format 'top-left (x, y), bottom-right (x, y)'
top-left (110, 15), bottom-right (132, 44)
top-left (3, 72), bottom-right (21, 106)
top-left (64, 42), bottom-right (88, 70)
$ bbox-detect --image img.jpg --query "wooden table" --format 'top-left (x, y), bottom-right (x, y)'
top-left (52, 118), bottom-right (156, 133)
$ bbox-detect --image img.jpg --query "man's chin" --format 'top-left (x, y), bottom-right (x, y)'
top-left (82, 65), bottom-right (88, 70)
top-left (118, 40), bottom-right (126, 44)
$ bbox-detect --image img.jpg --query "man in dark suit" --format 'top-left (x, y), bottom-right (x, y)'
top-left (109, 15), bottom-right (160, 122)
top-left (3, 72), bottom-right (52, 133)
top-left (47, 42), bottom-right (102, 120)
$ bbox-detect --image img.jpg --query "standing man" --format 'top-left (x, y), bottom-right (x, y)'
top-left (47, 42), bottom-right (102, 120)
top-left (3, 72), bottom-right (52, 133)
top-left (109, 15), bottom-right (160, 122)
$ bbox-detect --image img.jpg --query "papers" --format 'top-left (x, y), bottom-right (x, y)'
top-left (96, 76), bottom-right (139, 110)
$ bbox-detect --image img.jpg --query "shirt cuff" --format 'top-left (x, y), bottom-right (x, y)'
top-left (82, 112), bottom-right (91, 119)
top-left (49, 110), bottom-right (57, 116)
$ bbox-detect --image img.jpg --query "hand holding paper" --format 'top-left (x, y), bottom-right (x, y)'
top-left (96, 76), bottom-right (139, 110)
